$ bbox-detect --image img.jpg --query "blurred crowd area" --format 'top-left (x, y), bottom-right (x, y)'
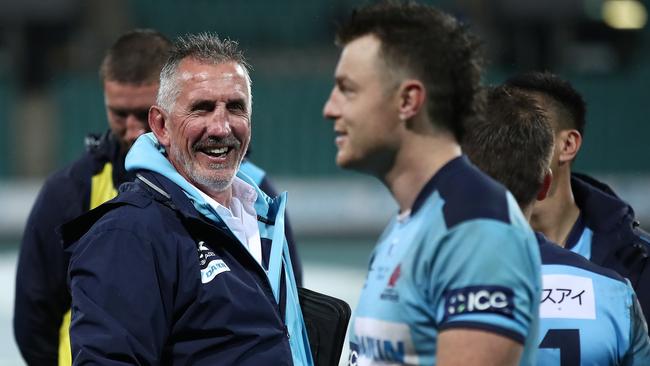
top-left (0, 0), bottom-right (649, 179)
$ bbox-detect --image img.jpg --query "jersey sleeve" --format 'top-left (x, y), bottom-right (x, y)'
top-left (427, 219), bottom-right (541, 344)
top-left (67, 226), bottom-right (171, 364)
top-left (623, 287), bottom-right (650, 366)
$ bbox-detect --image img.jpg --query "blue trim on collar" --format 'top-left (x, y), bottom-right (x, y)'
top-left (536, 232), bottom-right (625, 283)
top-left (564, 213), bottom-right (585, 250)
top-left (411, 155), bottom-right (467, 215)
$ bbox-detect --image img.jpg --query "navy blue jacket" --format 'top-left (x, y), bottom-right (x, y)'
top-left (14, 131), bottom-right (128, 366)
top-left (61, 171), bottom-right (295, 365)
top-left (14, 131), bottom-right (302, 366)
top-left (571, 172), bottom-right (650, 318)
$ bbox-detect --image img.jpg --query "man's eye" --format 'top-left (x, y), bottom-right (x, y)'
top-left (338, 84), bottom-right (354, 95)
top-left (227, 101), bottom-right (245, 112)
top-left (135, 110), bottom-right (149, 122)
top-left (192, 101), bottom-right (215, 112)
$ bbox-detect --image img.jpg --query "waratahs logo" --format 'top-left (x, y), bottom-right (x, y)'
top-left (380, 264), bottom-right (401, 302)
top-left (196, 240), bottom-right (230, 284)
top-left (443, 285), bottom-right (514, 320)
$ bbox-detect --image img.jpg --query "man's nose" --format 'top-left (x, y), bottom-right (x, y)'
top-left (207, 106), bottom-right (232, 136)
top-left (323, 88), bottom-right (341, 120)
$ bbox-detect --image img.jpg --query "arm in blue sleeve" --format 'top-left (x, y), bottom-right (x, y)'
top-left (429, 220), bottom-right (541, 344)
top-left (623, 290), bottom-right (650, 366)
top-left (68, 227), bottom-right (171, 365)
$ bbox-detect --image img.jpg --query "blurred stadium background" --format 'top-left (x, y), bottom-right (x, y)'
top-left (1, 0), bottom-right (649, 364)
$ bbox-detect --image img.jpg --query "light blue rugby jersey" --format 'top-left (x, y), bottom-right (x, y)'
top-left (348, 156), bottom-right (542, 366)
top-left (563, 215), bottom-right (594, 260)
top-left (536, 233), bottom-right (650, 366)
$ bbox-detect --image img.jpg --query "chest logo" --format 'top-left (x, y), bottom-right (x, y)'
top-left (351, 317), bottom-right (420, 365)
top-left (197, 241), bottom-right (230, 284)
top-left (201, 259), bottom-right (230, 284)
top-left (380, 264), bottom-right (401, 302)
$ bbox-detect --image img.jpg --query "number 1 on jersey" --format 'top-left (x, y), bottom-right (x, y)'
top-left (539, 329), bottom-right (580, 365)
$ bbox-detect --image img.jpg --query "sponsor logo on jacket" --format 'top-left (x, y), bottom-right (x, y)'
top-left (197, 241), bottom-right (230, 283)
top-left (201, 259), bottom-right (230, 284)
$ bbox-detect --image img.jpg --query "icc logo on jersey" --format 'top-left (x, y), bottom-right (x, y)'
top-left (444, 285), bottom-right (514, 319)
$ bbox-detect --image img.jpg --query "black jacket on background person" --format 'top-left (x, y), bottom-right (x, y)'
top-left (14, 131), bottom-right (127, 365)
top-left (13, 131), bottom-right (302, 365)
top-left (571, 172), bottom-right (650, 318)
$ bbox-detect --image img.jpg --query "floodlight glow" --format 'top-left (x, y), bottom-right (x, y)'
top-left (603, 0), bottom-right (647, 30)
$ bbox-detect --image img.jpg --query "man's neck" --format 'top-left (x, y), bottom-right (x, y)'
top-left (190, 178), bottom-right (233, 208)
top-left (383, 132), bottom-right (462, 213)
top-left (530, 171), bottom-right (581, 247)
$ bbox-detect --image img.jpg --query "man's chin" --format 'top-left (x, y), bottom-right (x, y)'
top-left (191, 170), bottom-right (237, 192)
top-left (336, 154), bottom-right (381, 176)
top-left (336, 152), bottom-right (358, 171)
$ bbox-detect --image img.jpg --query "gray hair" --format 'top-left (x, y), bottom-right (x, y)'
top-left (156, 32), bottom-right (252, 112)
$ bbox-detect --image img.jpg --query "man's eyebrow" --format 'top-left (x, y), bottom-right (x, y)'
top-left (189, 99), bottom-right (215, 110)
top-left (335, 75), bottom-right (357, 88)
top-left (108, 106), bottom-right (149, 114)
top-left (228, 96), bottom-right (247, 104)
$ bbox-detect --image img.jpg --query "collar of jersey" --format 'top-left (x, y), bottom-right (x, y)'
top-left (410, 155), bottom-right (468, 215)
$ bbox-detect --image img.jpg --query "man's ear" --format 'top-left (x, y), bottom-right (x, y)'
top-left (149, 106), bottom-right (171, 147)
top-left (537, 169), bottom-right (553, 201)
top-left (397, 80), bottom-right (426, 121)
top-left (557, 129), bottom-right (582, 163)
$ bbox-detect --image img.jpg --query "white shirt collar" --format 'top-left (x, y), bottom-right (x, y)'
top-left (195, 176), bottom-right (258, 217)
top-left (194, 177), bottom-right (262, 265)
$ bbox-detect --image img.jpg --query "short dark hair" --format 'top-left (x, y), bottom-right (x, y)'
top-left (504, 71), bottom-right (586, 136)
top-left (100, 29), bottom-right (172, 85)
top-left (335, 0), bottom-right (484, 142)
top-left (463, 86), bottom-right (554, 208)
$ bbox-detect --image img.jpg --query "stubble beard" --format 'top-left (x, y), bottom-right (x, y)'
top-left (169, 144), bottom-right (239, 193)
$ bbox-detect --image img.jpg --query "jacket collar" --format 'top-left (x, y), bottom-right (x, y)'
top-left (133, 169), bottom-right (279, 229)
top-left (134, 170), bottom-right (208, 222)
top-left (125, 133), bottom-right (276, 223)
top-left (85, 130), bottom-right (133, 185)
top-left (571, 172), bottom-right (634, 232)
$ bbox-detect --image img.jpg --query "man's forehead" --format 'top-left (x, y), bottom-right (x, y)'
top-left (339, 36), bottom-right (380, 64)
top-left (176, 61), bottom-right (250, 99)
top-left (104, 80), bottom-right (158, 107)
top-left (178, 59), bottom-right (248, 82)
top-left (335, 35), bottom-right (383, 81)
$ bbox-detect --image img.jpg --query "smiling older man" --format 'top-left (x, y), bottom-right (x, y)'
top-left (61, 33), bottom-right (312, 366)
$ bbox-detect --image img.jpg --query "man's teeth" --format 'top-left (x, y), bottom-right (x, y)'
top-left (206, 147), bottom-right (228, 155)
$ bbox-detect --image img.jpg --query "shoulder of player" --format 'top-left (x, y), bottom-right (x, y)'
top-left (431, 157), bottom-right (513, 230)
top-left (539, 238), bottom-right (627, 284)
